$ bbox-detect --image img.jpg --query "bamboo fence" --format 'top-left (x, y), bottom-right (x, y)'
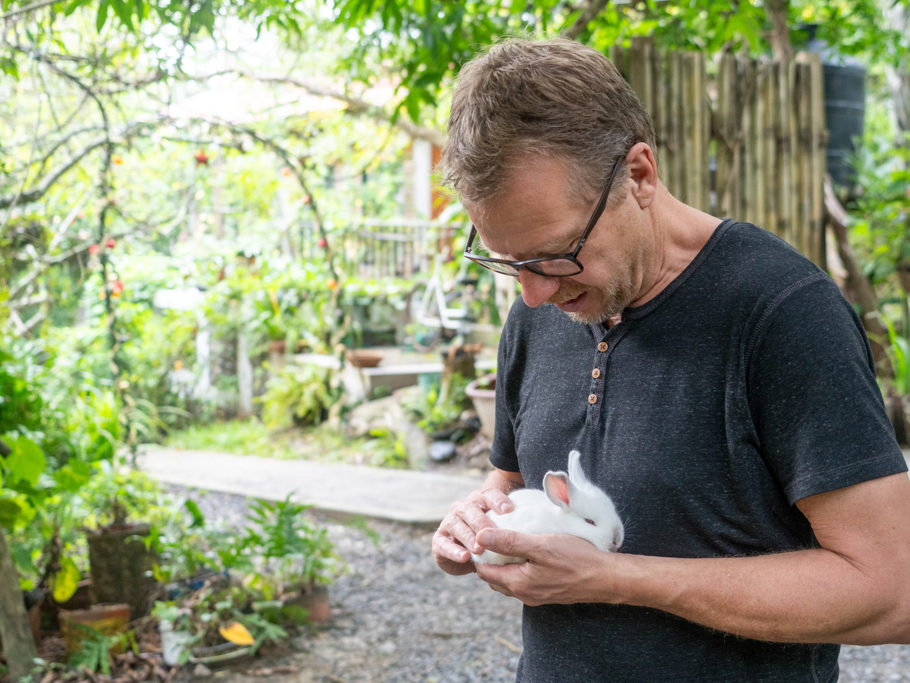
top-left (611, 38), bottom-right (828, 267)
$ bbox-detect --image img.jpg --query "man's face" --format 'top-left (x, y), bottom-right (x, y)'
top-left (468, 157), bottom-right (647, 324)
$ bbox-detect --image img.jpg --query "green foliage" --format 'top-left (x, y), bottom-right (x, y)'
top-left (362, 426), bottom-right (409, 468)
top-left (402, 372), bottom-right (470, 437)
top-left (165, 417), bottom-right (295, 457)
top-left (259, 362), bottom-right (343, 430)
top-left (80, 459), bottom-right (167, 528)
top-left (0, 345), bottom-right (44, 434)
top-left (850, 133), bottom-right (910, 288)
top-left (151, 497), bottom-right (236, 584)
top-left (237, 495), bottom-right (342, 596)
top-left (66, 623), bottom-right (137, 675)
top-left (146, 494), bottom-right (343, 658)
top-left (884, 319), bottom-right (910, 396)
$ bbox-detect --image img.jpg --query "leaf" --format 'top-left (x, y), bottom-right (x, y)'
top-left (219, 621), bottom-right (255, 645)
top-left (96, 0), bottom-right (110, 31)
top-left (184, 498), bottom-right (205, 527)
top-left (0, 496), bottom-right (23, 527)
top-left (109, 0), bottom-right (134, 29)
top-left (4, 435), bottom-right (46, 487)
top-left (52, 556), bottom-right (81, 602)
top-left (53, 460), bottom-right (92, 492)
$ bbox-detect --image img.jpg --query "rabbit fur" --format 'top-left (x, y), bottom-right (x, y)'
top-left (472, 450), bottom-right (624, 565)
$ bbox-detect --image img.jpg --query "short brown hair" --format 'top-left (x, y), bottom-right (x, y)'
top-left (441, 37), bottom-right (655, 204)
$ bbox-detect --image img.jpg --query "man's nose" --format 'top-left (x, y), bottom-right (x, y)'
top-left (518, 269), bottom-right (560, 308)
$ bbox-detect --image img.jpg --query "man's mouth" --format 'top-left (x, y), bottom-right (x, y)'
top-left (555, 291), bottom-right (586, 312)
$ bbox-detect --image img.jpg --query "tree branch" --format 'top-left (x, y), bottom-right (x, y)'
top-left (824, 176), bottom-right (890, 369)
top-left (561, 0), bottom-right (611, 40)
top-left (189, 69), bottom-right (448, 147)
top-left (0, 119), bottom-right (155, 210)
top-left (0, 0), bottom-right (65, 21)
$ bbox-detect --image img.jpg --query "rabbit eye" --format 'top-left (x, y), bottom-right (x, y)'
top-left (584, 518), bottom-right (596, 526)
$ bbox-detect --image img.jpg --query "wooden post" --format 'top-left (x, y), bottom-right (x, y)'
top-left (715, 51), bottom-right (736, 218)
top-left (668, 51), bottom-right (684, 200)
top-left (628, 37), bottom-right (654, 116)
top-left (0, 527), bottom-right (38, 681)
top-left (741, 57), bottom-right (758, 225)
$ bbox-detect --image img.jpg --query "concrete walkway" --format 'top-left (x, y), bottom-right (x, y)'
top-left (138, 445), bottom-right (484, 527)
top-left (139, 444), bottom-right (910, 528)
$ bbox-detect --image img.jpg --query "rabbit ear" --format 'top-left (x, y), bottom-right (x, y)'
top-left (567, 450), bottom-right (588, 485)
top-left (543, 471), bottom-right (571, 510)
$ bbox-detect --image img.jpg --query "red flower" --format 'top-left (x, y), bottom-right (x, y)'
top-left (106, 238), bottom-right (116, 249)
top-left (88, 244), bottom-right (99, 255)
top-left (194, 150), bottom-right (209, 166)
top-left (112, 279), bottom-right (125, 294)
top-left (317, 238), bottom-right (327, 248)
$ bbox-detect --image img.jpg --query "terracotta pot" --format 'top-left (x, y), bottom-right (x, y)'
top-left (282, 584), bottom-right (331, 623)
top-left (466, 374), bottom-right (496, 440)
top-left (346, 349), bottom-right (384, 368)
top-left (59, 602), bottom-right (130, 655)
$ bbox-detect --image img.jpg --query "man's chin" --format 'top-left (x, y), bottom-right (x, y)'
top-left (558, 297), bottom-right (624, 325)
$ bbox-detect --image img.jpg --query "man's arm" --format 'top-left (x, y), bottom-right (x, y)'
top-left (476, 472), bottom-right (910, 644)
top-left (432, 467), bottom-right (525, 576)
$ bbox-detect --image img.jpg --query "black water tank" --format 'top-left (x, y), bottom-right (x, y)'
top-left (802, 26), bottom-right (867, 188)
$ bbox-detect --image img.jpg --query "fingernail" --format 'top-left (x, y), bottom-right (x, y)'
top-left (499, 503), bottom-right (509, 512)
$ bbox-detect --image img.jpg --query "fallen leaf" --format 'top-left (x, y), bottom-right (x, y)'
top-left (219, 621), bottom-right (255, 645)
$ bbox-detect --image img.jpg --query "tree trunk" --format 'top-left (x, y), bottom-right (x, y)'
top-left (824, 177), bottom-right (890, 371)
top-left (0, 526), bottom-right (38, 681)
top-left (765, 0), bottom-right (792, 62)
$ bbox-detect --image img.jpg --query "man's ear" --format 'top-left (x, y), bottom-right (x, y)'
top-left (625, 142), bottom-right (658, 208)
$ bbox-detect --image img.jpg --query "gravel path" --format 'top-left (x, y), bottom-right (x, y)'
top-left (173, 486), bottom-right (910, 682)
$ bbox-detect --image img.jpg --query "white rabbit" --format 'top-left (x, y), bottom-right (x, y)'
top-left (472, 450), bottom-right (624, 565)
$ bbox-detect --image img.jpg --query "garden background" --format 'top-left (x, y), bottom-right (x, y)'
top-left (1, 0), bottom-right (909, 679)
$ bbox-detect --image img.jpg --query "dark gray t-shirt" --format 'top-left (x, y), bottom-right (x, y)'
top-left (490, 220), bottom-right (907, 682)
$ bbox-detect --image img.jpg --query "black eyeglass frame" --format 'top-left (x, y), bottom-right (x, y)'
top-left (462, 154), bottom-right (625, 278)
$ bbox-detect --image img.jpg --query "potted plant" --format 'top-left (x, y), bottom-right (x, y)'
top-left (151, 498), bottom-right (233, 599)
top-left (236, 496), bottom-right (342, 623)
top-left (82, 461), bottom-right (161, 619)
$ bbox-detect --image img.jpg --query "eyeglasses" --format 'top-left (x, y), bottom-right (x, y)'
top-left (462, 155), bottom-right (624, 278)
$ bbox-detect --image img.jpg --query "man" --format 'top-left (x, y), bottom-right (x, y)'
top-left (431, 37), bottom-right (910, 681)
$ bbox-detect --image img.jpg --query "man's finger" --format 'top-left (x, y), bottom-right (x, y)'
top-left (477, 488), bottom-right (514, 514)
top-left (432, 532), bottom-right (476, 576)
top-left (476, 527), bottom-right (534, 559)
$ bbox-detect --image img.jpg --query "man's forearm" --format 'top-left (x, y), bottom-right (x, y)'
top-left (483, 467), bottom-right (524, 495)
top-left (476, 474), bottom-right (910, 645)
top-left (611, 547), bottom-right (910, 645)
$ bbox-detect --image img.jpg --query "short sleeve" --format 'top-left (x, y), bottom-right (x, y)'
top-left (489, 300), bottom-right (521, 473)
top-left (746, 274), bottom-right (906, 504)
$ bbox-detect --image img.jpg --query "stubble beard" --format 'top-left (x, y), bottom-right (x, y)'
top-left (560, 277), bottom-right (635, 325)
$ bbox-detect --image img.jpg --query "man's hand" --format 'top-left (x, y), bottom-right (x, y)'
top-left (474, 527), bottom-right (620, 606)
top-left (432, 485), bottom-right (515, 575)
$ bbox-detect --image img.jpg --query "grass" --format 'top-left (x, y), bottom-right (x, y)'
top-left (163, 418), bottom-right (408, 468)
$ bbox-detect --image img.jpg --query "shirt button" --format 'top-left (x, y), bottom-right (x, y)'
top-left (591, 368), bottom-right (601, 379)
top-left (597, 342), bottom-right (609, 352)
top-left (588, 393), bottom-right (598, 404)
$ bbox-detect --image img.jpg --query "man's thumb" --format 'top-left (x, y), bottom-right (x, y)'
top-left (477, 527), bottom-right (521, 555)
